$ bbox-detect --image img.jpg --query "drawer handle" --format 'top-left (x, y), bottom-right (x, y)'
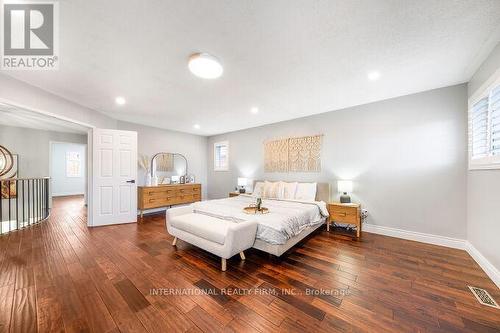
top-left (338, 212), bottom-right (347, 216)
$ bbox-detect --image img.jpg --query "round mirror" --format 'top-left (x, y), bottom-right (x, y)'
top-left (151, 153), bottom-right (188, 184)
top-left (0, 145), bottom-right (14, 178)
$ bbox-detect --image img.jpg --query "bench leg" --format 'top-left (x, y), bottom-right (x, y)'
top-left (172, 237), bottom-right (177, 246)
top-left (239, 252), bottom-right (246, 260)
top-left (221, 258), bottom-right (227, 271)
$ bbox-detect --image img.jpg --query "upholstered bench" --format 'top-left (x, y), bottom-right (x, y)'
top-left (166, 206), bottom-right (258, 271)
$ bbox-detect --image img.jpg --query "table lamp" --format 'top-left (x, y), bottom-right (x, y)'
top-left (238, 177), bottom-right (248, 193)
top-left (337, 180), bottom-right (353, 203)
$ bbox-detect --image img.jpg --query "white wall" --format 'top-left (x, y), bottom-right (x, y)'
top-left (50, 142), bottom-right (86, 196)
top-left (0, 74), bottom-right (116, 129)
top-left (0, 125), bottom-right (87, 178)
top-left (207, 84), bottom-right (468, 239)
top-left (116, 121), bottom-right (208, 199)
top-left (0, 125), bottom-right (87, 220)
top-left (467, 42), bottom-right (500, 272)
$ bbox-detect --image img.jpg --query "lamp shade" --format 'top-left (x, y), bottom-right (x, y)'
top-left (337, 180), bottom-right (353, 193)
top-left (237, 177), bottom-right (248, 187)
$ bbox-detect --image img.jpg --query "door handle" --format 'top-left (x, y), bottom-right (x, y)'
top-left (126, 180), bottom-right (135, 184)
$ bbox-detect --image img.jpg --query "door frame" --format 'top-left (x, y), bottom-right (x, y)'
top-left (0, 98), bottom-right (98, 226)
top-left (48, 141), bottom-right (88, 208)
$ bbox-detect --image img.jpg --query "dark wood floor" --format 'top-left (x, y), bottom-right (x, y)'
top-left (0, 196), bottom-right (499, 333)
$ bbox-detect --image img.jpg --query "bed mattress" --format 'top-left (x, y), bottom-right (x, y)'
top-left (191, 195), bottom-right (329, 245)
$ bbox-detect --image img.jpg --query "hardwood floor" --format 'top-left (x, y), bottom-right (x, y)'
top-left (1, 195), bottom-right (499, 333)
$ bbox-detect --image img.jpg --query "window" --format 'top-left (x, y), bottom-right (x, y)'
top-left (469, 72), bottom-right (500, 169)
top-left (214, 141), bottom-right (229, 171)
top-left (66, 152), bottom-right (82, 177)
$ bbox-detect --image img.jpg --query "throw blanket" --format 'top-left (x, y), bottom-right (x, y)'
top-left (192, 195), bottom-right (329, 245)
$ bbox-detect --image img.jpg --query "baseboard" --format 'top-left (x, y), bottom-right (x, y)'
top-left (363, 224), bottom-right (466, 250)
top-left (363, 224), bottom-right (500, 289)
top-left (52, 192), bottom-right (85, 197)
top-left (465, 241), bottom-right (500, 289)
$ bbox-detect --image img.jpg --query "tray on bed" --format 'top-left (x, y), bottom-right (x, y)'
top-left (243, 206), bottom-right (269, 215)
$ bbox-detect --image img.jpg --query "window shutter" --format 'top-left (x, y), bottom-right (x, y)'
top-left (471, 97), bottom-right (489, 158)
top-left (214, 142), bottom-right (229, 171)
top-left (490, 86), bottom-right (500, 155)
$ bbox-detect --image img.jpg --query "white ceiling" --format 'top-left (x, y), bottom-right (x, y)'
top-left (4, 0), bottom-right (500, 136)
top-left (0, 103), bottom-right (88, 134)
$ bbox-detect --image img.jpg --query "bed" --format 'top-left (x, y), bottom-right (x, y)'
top-left (191, 181), bottom-right (330, 256)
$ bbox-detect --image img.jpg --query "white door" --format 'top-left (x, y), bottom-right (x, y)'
top-left (91, 129), bottom-right (137, 226)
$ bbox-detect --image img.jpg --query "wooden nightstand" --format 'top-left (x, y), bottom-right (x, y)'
top-left (229, 192), bottom-right (252, 197)
top-left (327, 203), bottom-right (361, 237)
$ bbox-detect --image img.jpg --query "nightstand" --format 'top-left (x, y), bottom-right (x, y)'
top-left (327, 202), bottom-right (361, 237)
top-left (229, 192), bottom-right (252, 197)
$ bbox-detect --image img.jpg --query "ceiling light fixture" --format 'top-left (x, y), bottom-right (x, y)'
top-left (115, 96), bottom-right (126, 105)
top-left (193, 124), bottom-right (201, 130)
top-left (250, 107), bottom-right (259, 114)
top-left (367, 71), bottom-right (381, 81)
top-left (188, 53), bottom-right (223, 79)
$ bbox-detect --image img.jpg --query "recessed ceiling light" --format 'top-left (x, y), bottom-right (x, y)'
top-left (115, 96), bottom-right (126, 105)
top-left (367, 71), bottom-right (381, 81)
top-left (250, 107), bottom-right (259, 114)
top-left (193, 124), bottom-right (201, 129)
top-left (188, 53), bottom-right (223, 79)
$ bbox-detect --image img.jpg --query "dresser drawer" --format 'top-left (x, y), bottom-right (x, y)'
top-left (176, 185), bottom-right (201, 195)
top-left (144, 187), bottom-right (176, 198)
top-left (177, 193), bottom-right (201, 204)
top-left (329, 205), bottom-right (359, 225)
top-left (145, 196), bottom-right (178, 208)
top-left (146, 188), bottom-right (177, 199)
top-left (192, 193), bottom-right (201, 202)
top-left (138, 184), bottom-right (202, 212)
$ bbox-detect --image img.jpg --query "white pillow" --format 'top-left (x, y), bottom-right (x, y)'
top-left (263, 181), bottom-right (282, 199)
top-left (295, 182), bottom-right (317, 201)
top-left (280, 182), bottom-right (298, 200)
top-left (252, 182), bottom-right (265, 197)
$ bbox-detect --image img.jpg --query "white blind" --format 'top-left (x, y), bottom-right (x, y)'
top-left (214, 142), bottom-right (228, 171)
top-left (471, 97), bottom-right (489, 158)
top-left (490, 85), bottom-right (500, 155)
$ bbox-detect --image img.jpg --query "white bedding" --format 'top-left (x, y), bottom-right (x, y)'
top-left (192, 195), bottom-right (329, 245)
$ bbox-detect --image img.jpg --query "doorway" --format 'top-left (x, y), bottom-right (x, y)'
top-left (0, 101), bottom-right (138, 228)
top-left (49, 141), bottom-right (88, 206)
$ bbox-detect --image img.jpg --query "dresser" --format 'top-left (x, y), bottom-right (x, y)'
top-left (138, 184), bottom-right (201, 218)
top-left (327, 202), bottom-right (361, 237)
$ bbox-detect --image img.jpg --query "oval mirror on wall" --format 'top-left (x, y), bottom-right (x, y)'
top-left (151, 152), bottom-right (188, 184)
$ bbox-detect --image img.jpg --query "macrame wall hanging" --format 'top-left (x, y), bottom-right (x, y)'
top-left (264, 134), bottom-right (322, 172)
top-left (156, 153), bottom-right (174, 172)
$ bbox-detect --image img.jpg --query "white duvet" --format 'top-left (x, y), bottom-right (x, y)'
top-left (192, 195), bottom-right (329, 245)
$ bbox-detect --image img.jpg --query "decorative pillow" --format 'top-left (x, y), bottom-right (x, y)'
top-left (252, 181), bottom-right (265, 197)
top-left (280, 182), bottom-right (298, 200)
top-left (263, 181), bottom-right (282, 199)
top-left (295, 182), bottom-right (317, 201)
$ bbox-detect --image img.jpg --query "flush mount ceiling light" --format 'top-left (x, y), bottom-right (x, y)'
top-left (188, 53), bottom-right (223, 79)
top-left (115, 96), bottom-right (126, 105)
top-left (250, 107), bottom-right (259, 114)
top-left (367, 71), bottom-right (381, 81)
top-left (193, 124), bottom-right (201, 130)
